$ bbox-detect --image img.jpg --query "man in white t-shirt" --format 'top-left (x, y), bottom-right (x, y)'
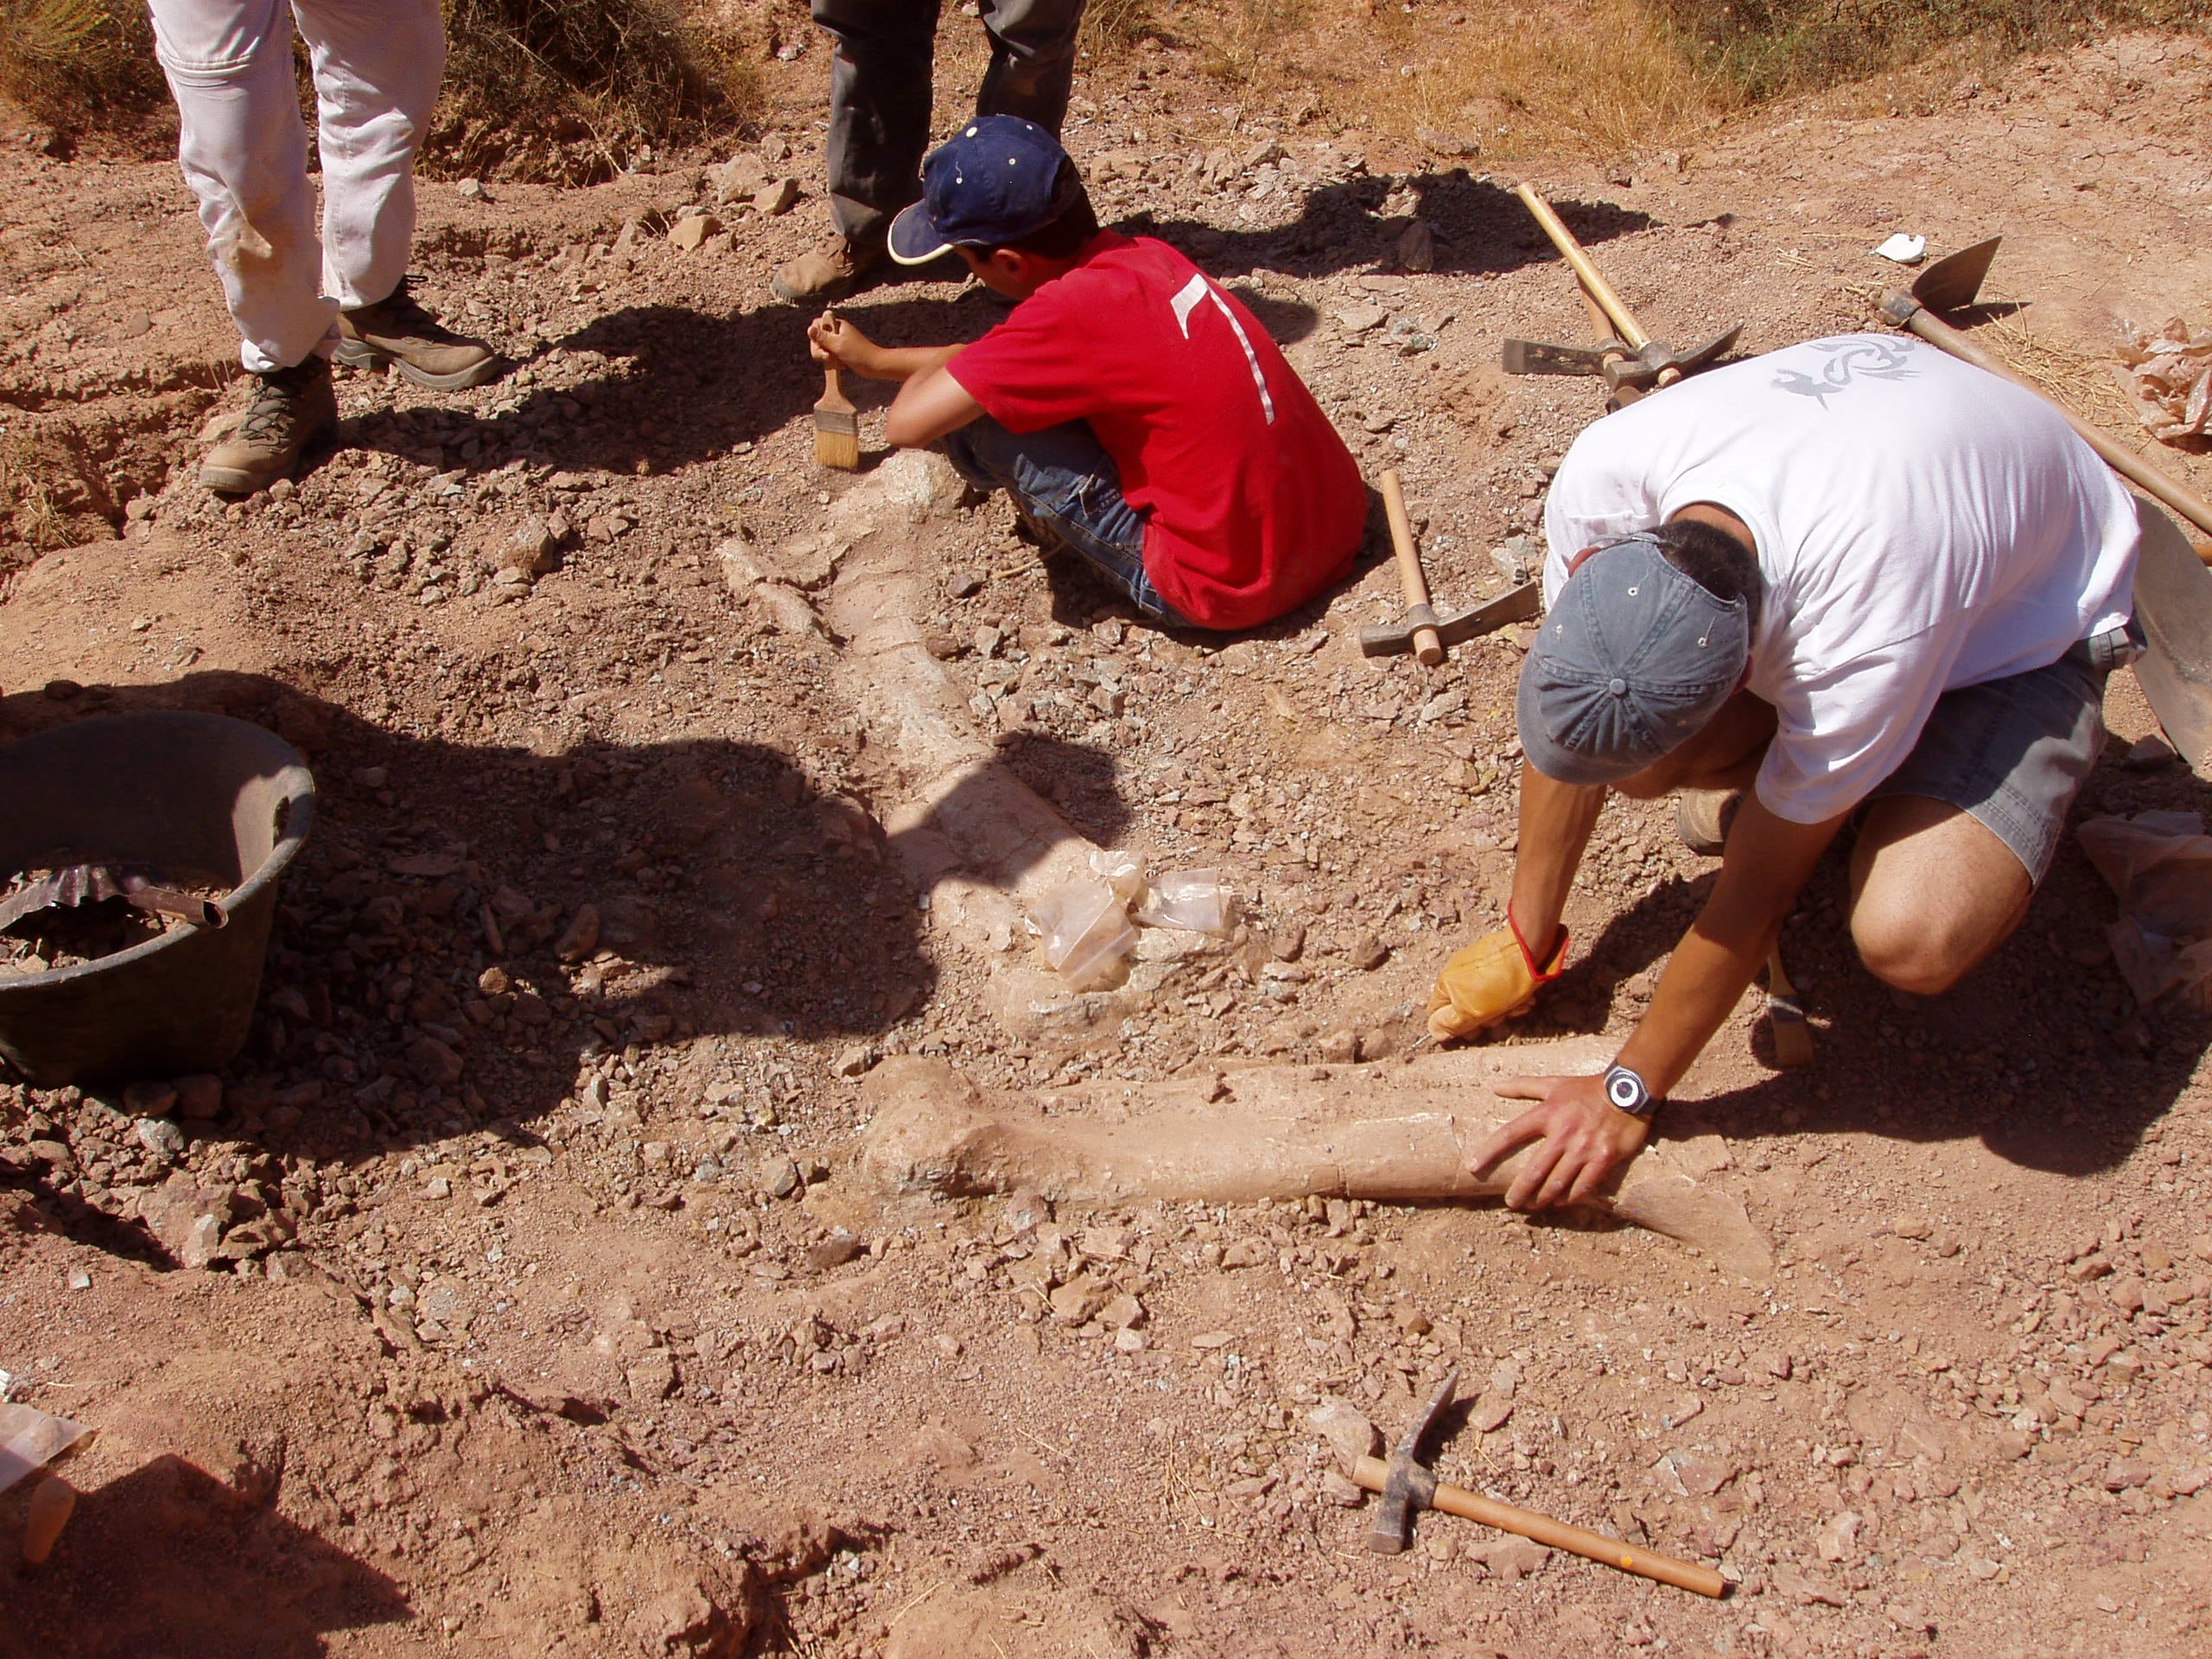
top-left (1424, 334), bottom-right (2142, 1212)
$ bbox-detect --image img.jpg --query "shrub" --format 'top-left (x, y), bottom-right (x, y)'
top-left (434, 0), bottom-right (765, 182)
top-left (0, 0), bottom-right (169, 145)
top-left (1656, 0), bottom-right (2212, 99)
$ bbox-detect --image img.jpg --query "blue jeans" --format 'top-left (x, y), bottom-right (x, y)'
top-left (937, 415), bottom-right (1192, 626)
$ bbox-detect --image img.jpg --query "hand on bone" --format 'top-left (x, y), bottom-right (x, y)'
top-left (1471, 1071), bottom-right (1650, 1211)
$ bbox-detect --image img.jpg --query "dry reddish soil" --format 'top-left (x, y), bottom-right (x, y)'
top-left (4, 18), bottom-right (2212, 1659)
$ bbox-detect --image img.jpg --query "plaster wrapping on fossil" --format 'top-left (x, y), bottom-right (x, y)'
top-left (859, 1043), bottom-right (1774, 1277)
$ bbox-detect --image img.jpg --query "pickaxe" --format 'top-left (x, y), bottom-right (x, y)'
top-left (1351, 1369), bottom-right (1726, 1595)
top-left (1359, 468), bottom-right (1541, 661)
top-left (1503, 183), bottom-right (1741, 401)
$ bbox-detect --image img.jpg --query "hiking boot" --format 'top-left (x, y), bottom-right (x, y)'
top-left (198, 357), bottom-right (338, 495)
top-left (771, 233), bottom-right (890, 304)
top-left (1675, 787), bottom-right (1745, 856)
top-left (336, 277), bottom-right (501, 389)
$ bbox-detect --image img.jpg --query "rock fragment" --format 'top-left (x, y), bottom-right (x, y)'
top-left (1308, 1397), bottom-right (1379, 1466)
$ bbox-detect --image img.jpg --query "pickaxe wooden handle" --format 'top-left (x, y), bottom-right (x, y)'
top-left (1379, 469), bottom-right (1444, 666)
top-left (1511, 184), bottom-right (1741, 402)
top-left (1516, 183), bottom-right (1651, 353)
top-left (1350, 1454), bottom-right (1727, 1598)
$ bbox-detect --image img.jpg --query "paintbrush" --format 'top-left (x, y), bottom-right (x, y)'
top-left (812, 323), bottom-right (860, 471)
top-left (1764, 944), bottom-right (1814, 1068)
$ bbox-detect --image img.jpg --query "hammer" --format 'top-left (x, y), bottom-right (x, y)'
top-left (1503, 183), bottom-right (1741, 399)
top-left (1354, 1369), bottom-right (1726, 1598)
top-left (1360, 470), bottom-right (1542, 661)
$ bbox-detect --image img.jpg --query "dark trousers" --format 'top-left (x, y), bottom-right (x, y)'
top-left (813, 0), bottom-right (1087, 245)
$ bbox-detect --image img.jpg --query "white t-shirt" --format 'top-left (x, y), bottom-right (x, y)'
top-left (1541, 334), bottom-right (2139, 823)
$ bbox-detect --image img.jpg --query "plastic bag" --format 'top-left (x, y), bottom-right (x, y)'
top-left (1088, 849), bottom-right (1150, 907)
top-left (2114, 316), bottom-right (2212, 442)
top-left (1027, 879), bottom-right (1138, 988)
top-left (0, 1402), bottom-right (92, 1497)
top-left (1134, 868), bottom-right (1239, 937)
top-left (1029, 853), bottom-right (1241, 985)
top-left (2076, 810), bottom-right (2212, 1009)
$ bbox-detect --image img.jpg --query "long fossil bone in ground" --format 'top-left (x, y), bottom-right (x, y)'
top-left (860, 1039), bottom-right (1773, 1277)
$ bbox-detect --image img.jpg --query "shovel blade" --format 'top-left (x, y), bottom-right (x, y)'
top-left (2131, 498), bottom-right (2212, 776)
top-left (1910, 236), bottom-right (2003, 315)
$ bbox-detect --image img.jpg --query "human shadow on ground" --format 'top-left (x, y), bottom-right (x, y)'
top-left (0, 672), bottom-right (1130, 1225)
top-left (335, 170), bottom-right (1641, 484)
top-left (1127, 170), bottom-right (1650, 285)
top-left (0, 1452), bottom-right (410, 1656)
top-left (1452, 747), bottom-right (2212, 1181)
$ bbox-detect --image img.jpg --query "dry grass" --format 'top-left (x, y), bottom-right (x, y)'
top-left (2, 0), bottom-right (763, 177)
top-left (434, 0), bottom-right (765, 183)
top-left (1365, 0), bottom-right (1740, 161)
top-left (0, 0), bottom-right (168, 145)
top-left (1658, 1), bottom-right (2212, 100)
top-left (1174, 0), bottom-right (2209, 162)
top-left (1080, 0), bottom-right (1164, 59)
top-left (1983, 315), bottom-right (2147, 441)
top-left (1173, 0), bottom-right (1735, 161)
top-left (1188, 0), bottom-right (1317, 92)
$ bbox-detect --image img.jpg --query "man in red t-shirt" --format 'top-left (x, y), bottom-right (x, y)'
top-left (807, 117), bottom-right (1365, 632)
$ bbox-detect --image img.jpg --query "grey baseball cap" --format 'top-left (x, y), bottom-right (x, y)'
top-left (1516, 532), bottom-right (1751, 786)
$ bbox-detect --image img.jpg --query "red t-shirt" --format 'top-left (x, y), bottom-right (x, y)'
top-left (945, 232), bottom-right (1364, 630)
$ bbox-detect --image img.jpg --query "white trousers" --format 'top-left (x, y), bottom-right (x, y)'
top-left (149, 0), bottom-right (446, 372)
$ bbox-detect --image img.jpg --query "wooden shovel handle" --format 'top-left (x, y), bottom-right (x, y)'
top-left (1378, 470), bottom-right (1444, 666)
top-left (1351, 1455), bottom-right (1728, 1598)
top-left (1897, 304), bottom-right (2212, 556)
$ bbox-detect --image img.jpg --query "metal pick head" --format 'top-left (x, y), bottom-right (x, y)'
top-left (1364, 1366), bottom-right (1459, 1555)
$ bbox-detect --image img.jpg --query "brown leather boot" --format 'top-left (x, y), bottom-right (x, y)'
top-left (1675, 788), bottom-right (1745, 856)
top-left (771, 233), bottom-right (890, 305)
top-left (336, 277), bottom-right (501, 389)
top-left (198, 357), bottom-right (338, 495)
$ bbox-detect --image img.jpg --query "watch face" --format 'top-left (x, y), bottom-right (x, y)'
top-left (1605, 1066), bottom-right (1648, 1114)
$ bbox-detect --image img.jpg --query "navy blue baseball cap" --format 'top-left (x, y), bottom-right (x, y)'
top-left (888, 116), bottom-right (1081, 265)
top-left (1516, 533), bottom-right (1751, 786)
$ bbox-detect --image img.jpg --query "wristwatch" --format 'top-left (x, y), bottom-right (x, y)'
top-left (1601, 1062), bottom-right (1662, 1120)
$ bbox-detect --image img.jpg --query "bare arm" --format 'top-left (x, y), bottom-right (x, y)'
top-left (1616, 794), bottom-right (1844, 1094)
top-left (807, 312), bottom-right (985, 448)
top-left (808, 312), bottom-right (961, 382)
top-left (1503, 765), bottom-right (1605, 957)
top-left (1476, 792), bottom-right (1846, 1210)
top-left (884, 365), bottom-right (984, 448)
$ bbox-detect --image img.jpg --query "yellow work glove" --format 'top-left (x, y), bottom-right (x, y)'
top-left (1426, 917), bottom-right (1569, 1040)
